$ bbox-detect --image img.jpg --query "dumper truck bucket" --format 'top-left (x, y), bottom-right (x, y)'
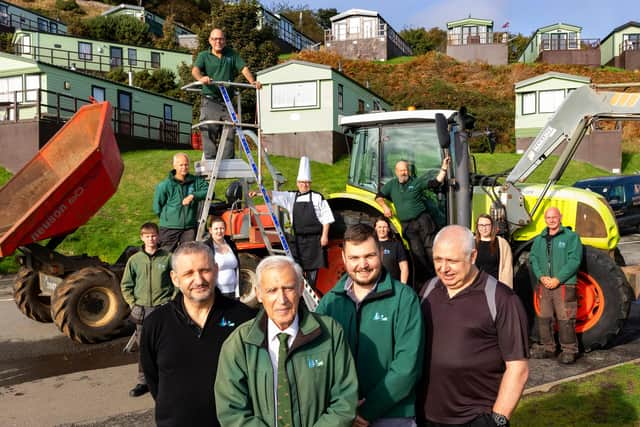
top-left (0, 101), bottom-right (123, 257)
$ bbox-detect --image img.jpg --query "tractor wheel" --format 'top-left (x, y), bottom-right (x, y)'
top-left (238, 253), bottom-right (261, 309)
top-left (13, 267), bottom-right (52, 323)
top-left (531, 246), bottom-right (633, 352)
top-left (51, 267), bottom-right (130, 344)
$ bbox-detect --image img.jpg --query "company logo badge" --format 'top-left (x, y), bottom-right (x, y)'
top-left (219, 317), bottom-right (235, 327)
top-left (373, 312), bottom-right (388, 321)
top-left (307, 357), bottom-right (324, 368)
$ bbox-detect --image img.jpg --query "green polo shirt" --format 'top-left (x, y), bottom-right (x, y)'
top-left (193, 47), bottom-right (246, 98)
top-left (379, 176), bottom-right (429, 222)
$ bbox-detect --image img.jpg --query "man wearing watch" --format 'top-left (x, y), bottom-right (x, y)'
top-left (419, 225), bottom-right (529, 427)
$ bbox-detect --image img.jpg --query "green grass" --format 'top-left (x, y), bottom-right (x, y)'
top-left (0, 148), bottom-right (638, 273)
top-left (377, 56), bottom-right (416, 65)
top-left (512, 362), bottom-right (640, 426)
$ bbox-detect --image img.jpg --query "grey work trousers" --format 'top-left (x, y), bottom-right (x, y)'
top-left (199, 97), bottom-right (235, 160)
top-left (536, 283), bottom-right (578, 354)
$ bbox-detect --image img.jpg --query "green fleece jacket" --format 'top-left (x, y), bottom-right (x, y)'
top-left (214, 307), bottom-right (358, 427)
top-left (530, 225), bottom-right (583, 285)
top-left (152, 170), bottom-right (208, 229)
top-left (120, 248), bottom-right (173, 307)
top-left (315, 269), bottom-right (425, 422)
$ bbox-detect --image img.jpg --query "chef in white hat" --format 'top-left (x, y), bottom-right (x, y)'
top-left (250, 156), bottom-right (334, 288)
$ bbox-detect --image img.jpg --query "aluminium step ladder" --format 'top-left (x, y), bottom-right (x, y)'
top-left (184, 81), bottom-right (320, 310)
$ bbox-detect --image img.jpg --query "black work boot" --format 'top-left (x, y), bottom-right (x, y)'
top-left (557, 319), bottom-right (579, 364)
top-left (530, 344), bottom-right (555, 359)
top-left (129, 383), bottom-right (149, 397)
top-left (558, 351), bottom-right (578, 364)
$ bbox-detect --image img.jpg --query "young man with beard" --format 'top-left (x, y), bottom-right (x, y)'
top-left (316, 223), bottom-right (424, 427)
top-left (140, 242), bottom-right (255, 427)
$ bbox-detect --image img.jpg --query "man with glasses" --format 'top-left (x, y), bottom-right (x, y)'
top-left (192, 28), bottom-right (261, 160)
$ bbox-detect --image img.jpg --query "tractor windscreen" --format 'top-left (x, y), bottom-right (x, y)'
top-left (348, 122), bottom-right (441, 192)
top-left (380, 123), bottom-right (441, 184)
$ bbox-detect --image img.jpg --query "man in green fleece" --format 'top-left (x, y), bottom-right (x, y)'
top-left (316, 223), bottom-right (424, 427)
top-left (215, 255), bottom-right (358, 427)
top-left (120, 222), bottom-right (173, 397)
top-left (152, 153), bottom-right (208, 251)
top-left (529, 206), bottom-right (583, 364)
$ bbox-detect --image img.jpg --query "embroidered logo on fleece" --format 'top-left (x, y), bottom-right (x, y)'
top-left (372, 312), bottom-right (388, 321)
top-left (307, 357), bottom-right (324, 368)
top-left (219, 317), bottom-right (235, 327)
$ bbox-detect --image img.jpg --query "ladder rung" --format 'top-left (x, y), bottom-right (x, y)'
top-left (195, 159), bottom-right (257, 179)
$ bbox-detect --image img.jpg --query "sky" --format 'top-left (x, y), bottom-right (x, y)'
top-left (291, 0), bottom-right (638, 39)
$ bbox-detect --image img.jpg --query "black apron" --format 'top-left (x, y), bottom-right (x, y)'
top-left (291, 192), bottom-right (326, 270)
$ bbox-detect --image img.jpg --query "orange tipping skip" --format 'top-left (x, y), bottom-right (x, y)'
top-left (0, 101), bottom-right (123, 257)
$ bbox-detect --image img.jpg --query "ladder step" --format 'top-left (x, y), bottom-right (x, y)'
top-left (195, 159), bottom-right (257, 179)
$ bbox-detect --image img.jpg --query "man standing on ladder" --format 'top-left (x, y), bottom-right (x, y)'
top-left (250, 157), bottom-right (334, 289)
top-left (191, 28), bottom-right (261, 160)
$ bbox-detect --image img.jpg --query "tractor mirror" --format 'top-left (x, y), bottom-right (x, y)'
top-left (435, 113), bottom-right (450, 149)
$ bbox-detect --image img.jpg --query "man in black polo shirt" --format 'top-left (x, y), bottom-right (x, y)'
top-left (420, 225), bottom-right (529, 427)
top-left (192, 28), bottom-right (261, 159)
top-left (140, 241), bottom-right (255, 427)
top-left (375, 157), bottom-right (449, 284)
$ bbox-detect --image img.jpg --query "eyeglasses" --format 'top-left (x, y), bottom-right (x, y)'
top-left (210, 37), bottom-right (225, 41)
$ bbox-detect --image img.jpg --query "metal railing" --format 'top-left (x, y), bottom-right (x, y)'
top-left (539, 38), bottom-right (600, 52)
top-left (0, 88), bottom-right (191, 145)
top-left (447, 33), bottom-right (508, 46)
top-left (324, 23), bottom-right (412, 56)
top-left (0, 11), bottom-right (66, 34)
top-left (619, 40), bottom-right (640, 54)
top-left (15, 43), bottom-right (164, 74)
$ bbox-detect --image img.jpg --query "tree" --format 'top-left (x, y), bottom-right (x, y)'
top-left (133, 69), bottom-right (177, 94)
top-left (270, 2), bottom-right (326, 42)
top-left (314, 8), bottom-right (337, 30)
top-left (508, 33), bottom-right (529, 63)
top-left (155, 14), bottom-right (179, 51)
top-left (71, 15), bottom-right (153, 47)
top-left (400, 27), bottom-right (447, 55)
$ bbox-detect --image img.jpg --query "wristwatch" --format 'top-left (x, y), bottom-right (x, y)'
top-left (492, 412), bottom-right (509, 426)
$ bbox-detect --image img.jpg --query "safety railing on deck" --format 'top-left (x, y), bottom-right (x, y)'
top-left (0, 11), bottom-right (66, 34)
top-left (447, 33), bottom-right (508, 46)
top-left (0, 88), bottom-right (191, 145)
top-left (539, 38), bottom-right (600, 52)
top-left (15, 43), bottom-right (163, 73)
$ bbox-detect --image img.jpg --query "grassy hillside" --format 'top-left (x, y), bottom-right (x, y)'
top-left (0, 148), bottom-right (628, 274)
top-left (292, 50), bottom-right (640, 152)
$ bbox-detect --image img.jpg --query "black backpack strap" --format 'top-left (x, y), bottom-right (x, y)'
top-left (484, 275), bottom-right (498, 322)
top-left (420, 277), bottom-right (439, 303)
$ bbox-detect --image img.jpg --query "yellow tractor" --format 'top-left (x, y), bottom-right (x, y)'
top-left (318, 85), bottom-right (640, 352)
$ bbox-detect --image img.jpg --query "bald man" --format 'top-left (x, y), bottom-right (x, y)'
top-left (420, 225), bottom-right (528, 426)
top-left (529, 207), bottom-right (583, 364)
top-left (152, 153), bottom-right (208, 251)
top-left (192, 28), bottom-right (261, 160)
top-left (375, 157), bottom-right (449, 285)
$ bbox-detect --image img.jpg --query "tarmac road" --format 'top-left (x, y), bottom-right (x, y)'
top-left (0, 234), bottom-right (640, 425)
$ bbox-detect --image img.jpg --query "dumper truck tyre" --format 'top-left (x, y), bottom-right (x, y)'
top-left (238, 253), bottom-right (260, 309)
top-left (13, 267), bottom-right (53, 323)
top-left (530, 246), bottom-right (633, 352)
top-left (51, 267), bottom-right (130, 344)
